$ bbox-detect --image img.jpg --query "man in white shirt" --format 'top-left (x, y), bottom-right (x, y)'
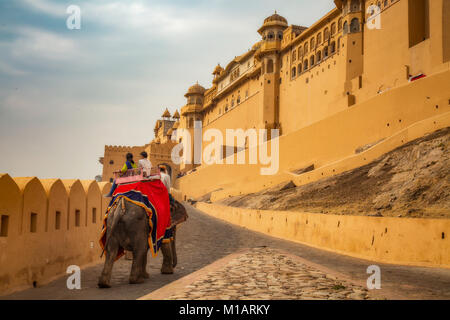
top-left (159, 166), bottom-right (171, 193)
top-left (138, 152), bottom-right (152, 177)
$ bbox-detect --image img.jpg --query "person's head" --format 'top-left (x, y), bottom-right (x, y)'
top-left (126, 153), bottom-right (134, 163)
top-left (140, 151), bottom-right (148, 159)
top-left (159, 166), bottom-right (166, 173)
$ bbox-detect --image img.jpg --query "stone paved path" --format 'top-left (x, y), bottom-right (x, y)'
top-left (164, 247), bottom-right (378, 300)
top-left (2, 203), bottom-right (450, 300)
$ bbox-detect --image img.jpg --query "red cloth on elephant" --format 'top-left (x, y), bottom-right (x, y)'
top-left (99, 179), bottom-right (171, 260)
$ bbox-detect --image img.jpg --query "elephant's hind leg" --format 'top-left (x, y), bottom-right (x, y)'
top-left (98, 238), bottom-right (119, 288)
top-left (129, 243), bottom-right (147, 284)
top-left (160, 241), bottom-right (174, 274)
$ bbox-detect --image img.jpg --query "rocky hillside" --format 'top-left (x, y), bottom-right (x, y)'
top-left (218, 127), bottom-right (450, 219)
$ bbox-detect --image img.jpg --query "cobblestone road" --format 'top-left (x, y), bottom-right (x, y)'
top-left (2, 203), bottom-right (450, 300)
top-left (164, 248), bottom-right (377, 300)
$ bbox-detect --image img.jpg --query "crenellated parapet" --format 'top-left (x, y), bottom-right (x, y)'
top-left (104, 145), bottom-right (139, 152)
top-left (0, 173), bottom-right (112, 295)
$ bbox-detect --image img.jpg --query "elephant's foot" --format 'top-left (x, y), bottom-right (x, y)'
top-left (129, 276), bottom-right (145, 284)
top-left (160, 242), bottom-right (174, 274)
top-left (161, 264), bottom-right (174, 274)
top-left (98, 275), bottom-right (111, 289)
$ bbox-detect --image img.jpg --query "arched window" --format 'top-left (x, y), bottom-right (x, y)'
top-left (310, 38), bottom-right (315, 50)
top-left (317, 33), bottom-right (322, 45)
top-left (196, 97), bottom-right (202, 104)
top-left (316, 51), bottom-right (322, 62)
top-left (292, 50), bottom-right (297, 62)
top-left (298, 46), bottom-right (303, 57)
top-left (338, 18), bottom-right (343, 31)
top-left (298, 63), bottom-right (302, 74)
top-left (343, 21), bottom-right (349, 35)
top-left (331, 41), bottom-right (336, 53)
top-left (324, 28), bottom-right (330, 41)
top-left (304, 42), bottom-right (309, 54)
top-left (291, 66), bottom-right (296, 78)
top-left (384, 0), bottom-right (388, 7)
top-left (277, 31), bottom-right (283, 40)
top-left (350, 18), bottom-right (360, 33)
top-left (350, 0), bottom-right (360, 12)
top-left (324, 46), bottom-right (329, 58)
top-left (268, 31), bottom-right (274, 40)
top-left (304, 59), bottom-right (308, 71)
top-left (310, 55), bottom-right (315, 67)
top-left (266, 59), bottom-right (274, 73)
top-left (331, 23), bottom-right (336, 35)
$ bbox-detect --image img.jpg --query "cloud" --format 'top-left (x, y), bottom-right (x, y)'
top-left (19, 0), bottom-right (252, 38)
top-left (20, 0), bottom-right (67, 17)
top-left (9, 26), bottom-right (78, 61)
top-left (0, 0), bottom-right (336, 180)
top-left (0, 60), bottom-right (28, 76)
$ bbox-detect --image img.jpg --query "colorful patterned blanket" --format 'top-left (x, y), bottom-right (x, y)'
top-left (99, 179), bottom-right (172, 260)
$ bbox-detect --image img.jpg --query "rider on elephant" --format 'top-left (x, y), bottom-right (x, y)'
top-left (159, 165), bottom-right (174, 206)
top-left (105, 153), bottom-right (137, 197)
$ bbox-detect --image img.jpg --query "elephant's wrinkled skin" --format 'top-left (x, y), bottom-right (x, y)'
top-left (98, 198), bottom-right (177, 288)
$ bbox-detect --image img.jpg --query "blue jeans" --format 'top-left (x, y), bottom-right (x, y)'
top-left (106, 180), bottom-right (118, 197)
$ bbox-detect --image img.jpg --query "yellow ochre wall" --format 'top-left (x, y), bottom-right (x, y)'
top-left (279, 10), bottom-right (349, 134)
top-left (101, 145), bottom-right (148, 183)
top-left (98, 182), bottom-right (112, 215)
top-left (360, 0), bottom-right (448, 103)
top-left (169, 0), bottom-right (450, 180)
top-left (203, 81), bottom-right (262, 133)
top-left (0, 176), bottom-right (107, 296)
top-left (196, 203), bottom-right (450, 269)
top-left (174, 69), bottom-right (450, 201)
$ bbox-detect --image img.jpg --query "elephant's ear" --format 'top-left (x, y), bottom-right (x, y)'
top-left (170, 201), bottom-right (188, 226)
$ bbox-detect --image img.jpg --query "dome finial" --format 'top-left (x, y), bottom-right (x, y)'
top-left (162, 108), bottom-right (171, 118)
top-left (185, 82), bottom-right (206, 97)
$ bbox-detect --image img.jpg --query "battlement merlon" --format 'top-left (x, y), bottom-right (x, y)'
top-left (104, 144), bottom-right (149, 153)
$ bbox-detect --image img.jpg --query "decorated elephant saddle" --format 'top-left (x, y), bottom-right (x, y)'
top-left (100, 179), bottom-right (176, 259)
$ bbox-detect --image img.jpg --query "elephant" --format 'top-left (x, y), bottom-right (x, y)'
top-left (98, 197), bottom-right (185, 288)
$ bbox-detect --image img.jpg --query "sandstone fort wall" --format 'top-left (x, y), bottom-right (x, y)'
top-left (0, 175), bottom-right (111, 295)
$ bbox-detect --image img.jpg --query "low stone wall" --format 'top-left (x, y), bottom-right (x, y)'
top-left (196, 203), bottom-right (450, 269)
top-left (0, 175), bottom-right (111, 295)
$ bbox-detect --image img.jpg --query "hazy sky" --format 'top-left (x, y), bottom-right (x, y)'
top-left (0, 0), bottom-right (334, 180)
